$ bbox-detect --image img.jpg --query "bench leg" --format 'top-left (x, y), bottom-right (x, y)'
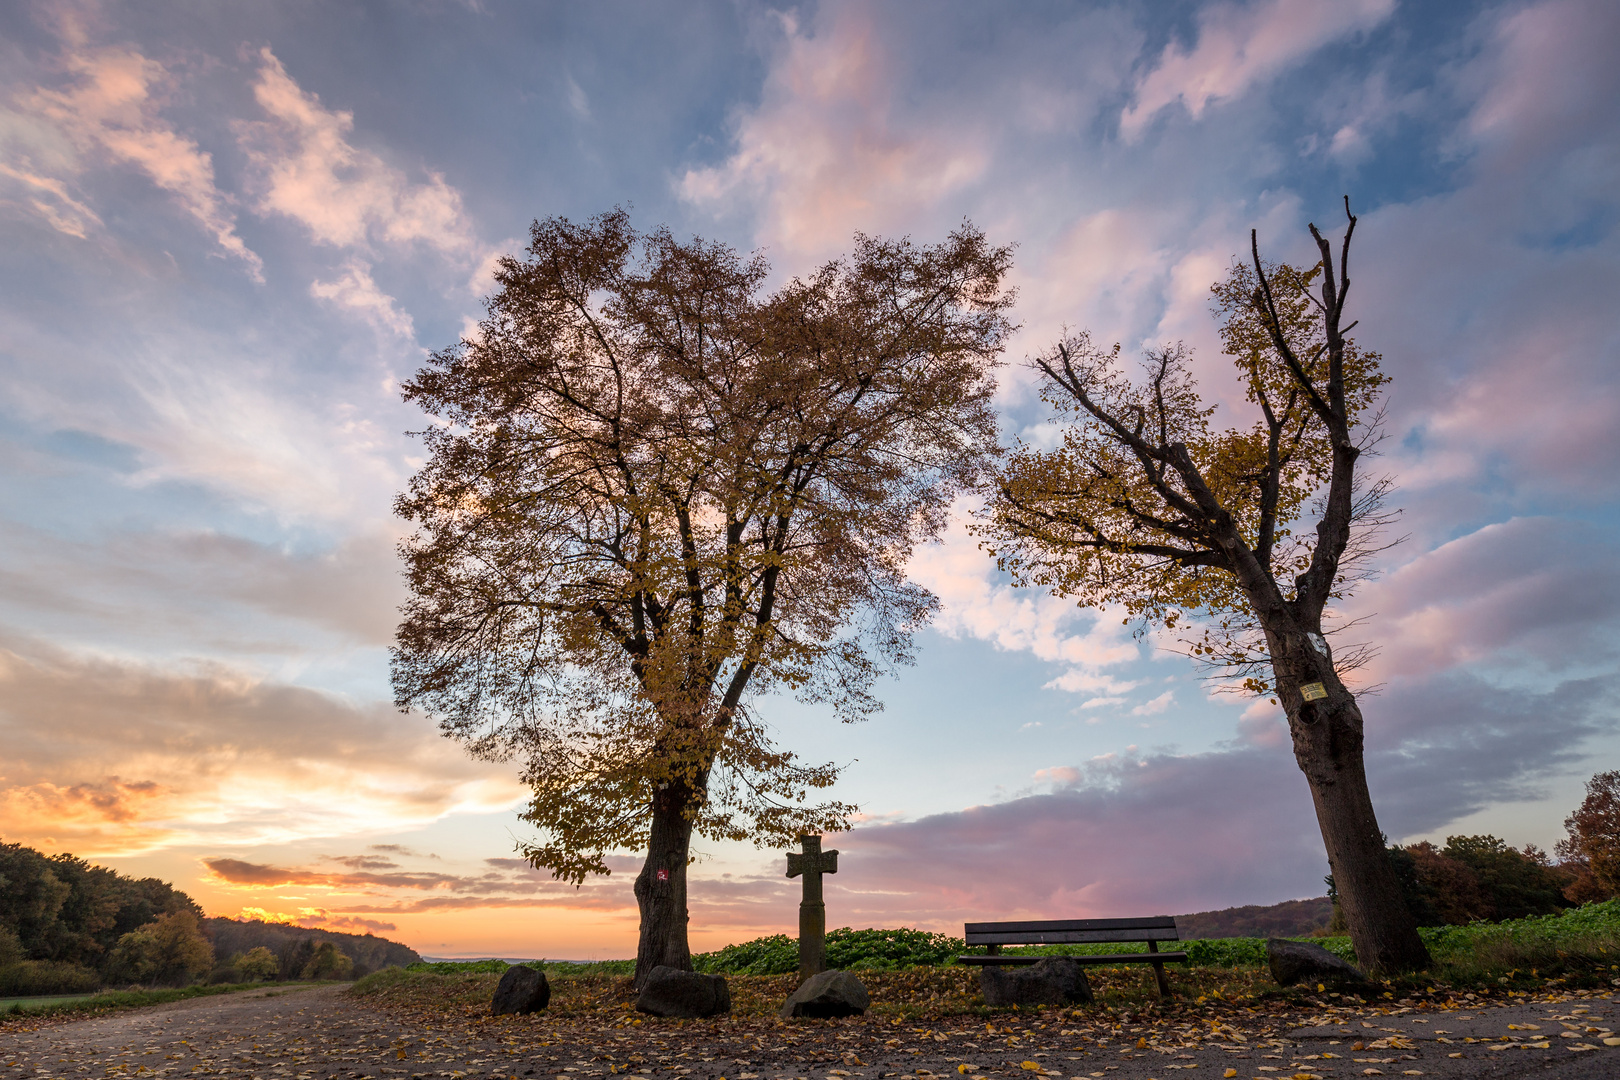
top-left (1147, 941), bottom-right (1172, 998)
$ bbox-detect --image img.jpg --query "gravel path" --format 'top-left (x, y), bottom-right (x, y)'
top-left (3, 985), bottom-right (1618, 1080)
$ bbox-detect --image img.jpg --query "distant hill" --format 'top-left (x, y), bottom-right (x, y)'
top-left (1175, 896), bottom-right (1333, 938)
top-left (204, 918), bottom-right (420, 978)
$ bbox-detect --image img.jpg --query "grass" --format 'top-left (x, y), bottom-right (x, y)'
top-left (0, 992), bottom-right (99, 1009)
top-left (381, 900), bottom-right (1620, 1016)
top-left (0, 981), bottom-right (329, 1023)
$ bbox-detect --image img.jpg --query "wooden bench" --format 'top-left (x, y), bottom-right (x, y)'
top-left (959, 917), bottom-right (1187, 997)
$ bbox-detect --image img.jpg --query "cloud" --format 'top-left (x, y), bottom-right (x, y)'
top-left (237, 47), bottom-right (475, 257)
top-left (830, 747), bottom-right (1324, 924)
top-left (1362, 671), bottom-right (1617, 835)
top-left (310, 259), bottom-right (418, 341)
top-left (679, 8), bottom-right (989, 264)
top-left (1120, 0), bottom-right (1396, 140)
top-left (24, 42), bottom-right (262, 276)
top-left (1347, 518), bottom-right (1620, 682)
top-left (0, 162), bottom-right (101, 238)
top-left (819, 665), bottom-right (1614, 927)
top-left (228, 906), bottom-right (397, 933)
top-left (0, 634), bottom-right (524, 856)
top-left (906, 502), bottom-right (1144, 690)
top-left (0, 523), bottom-right (406, 651)
top-left (1131, 690), bottom-right (1174, 716)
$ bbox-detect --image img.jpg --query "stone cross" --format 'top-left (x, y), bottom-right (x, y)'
top-left (786, 833), bottom-right (838, 977)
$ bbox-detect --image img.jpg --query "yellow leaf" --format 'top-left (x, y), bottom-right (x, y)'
top-left (1224, 1071), bottom-right (1237, 1078)
top-left (1021, 1062), bottom-right (1042, 1071)
top-left (1136, 1038), bottom-right (1147, 1049)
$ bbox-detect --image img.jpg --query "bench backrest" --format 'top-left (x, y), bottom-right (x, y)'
top-left (963, 917), bottom-right (1179, 947)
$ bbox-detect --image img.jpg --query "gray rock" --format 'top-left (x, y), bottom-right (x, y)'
top-left (635, 966), bottom-right (732, 1018)
top-left (779, 969), bottom-right (871, 1018)
top-left (979, 958), bottom-right (1094, 1007)
top-left (1266, 938), bottom-right (1373, 990)
top-left (491, 964), bottom-right (551, 1015)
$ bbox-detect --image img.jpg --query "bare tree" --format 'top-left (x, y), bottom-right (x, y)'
top-left (980, 200), bottom-right (1430, 974)
top-left (393, 210), bottom-right (1014, 983)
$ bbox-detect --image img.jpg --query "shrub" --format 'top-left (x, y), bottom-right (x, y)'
top-left (300, 941), bottom-right (354, 981)
top-left (236, 946), bottom-right (279, 981)
top-left (0, 959), bottom-right (101, 996)
top-left (694, 928), bottom-right (965, 975)
top-left (405, 959), bottom-right (512, 974)
top-left (694, 934), bottom-right (797, 975)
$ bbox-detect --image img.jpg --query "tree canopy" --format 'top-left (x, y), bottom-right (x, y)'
top-left (984, 261), bottom-right (1389, 692)
top-left (978, 202), bottom-right (1430, 975)
top-left (393, 210), bottom-right (1013, 977)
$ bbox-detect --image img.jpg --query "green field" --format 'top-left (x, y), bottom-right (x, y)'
top-left (0, 992), bottom-right (99, 1009)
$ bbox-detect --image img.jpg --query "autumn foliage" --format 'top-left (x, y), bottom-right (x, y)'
top-left (393, 210), bottom-right (1013, 979)
top-left (1558, 770), bottom-right (1620, 903)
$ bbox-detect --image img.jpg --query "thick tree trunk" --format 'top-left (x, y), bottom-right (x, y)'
top-left (632, 791), bottom-right (695, 988)
top-left (1281, 658), bottom-right (1430, 976)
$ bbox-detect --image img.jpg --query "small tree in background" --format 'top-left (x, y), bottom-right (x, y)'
top-left (394, 210), bottom-right (1013, 984)
top-left (235, 945), bottom-right (279, 981)
top-left (107, 910), bottom-right (212, 986)
top-left (1558, 770), bottom-right (1620, 902)
top-left (300, 941), bottom-right (354, 980)
top-left (980, 201), bottom-right (1430, 974)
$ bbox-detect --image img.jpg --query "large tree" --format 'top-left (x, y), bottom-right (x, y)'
top-left (393, 210), bottom-right (1013, 983)
top-left (980, 200), bottom-right (1431, 974)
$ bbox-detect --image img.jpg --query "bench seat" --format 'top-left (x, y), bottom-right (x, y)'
top-left (957, 950), bottom-right (1189, 966)
top-left (960, 916), bottom-right (1185, 996)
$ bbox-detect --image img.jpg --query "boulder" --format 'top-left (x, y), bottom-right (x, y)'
top-left (1266, 939), bottom-right (1373, 990)
top-left (635, 966), bottom-right (732, 1018)
top-left (779, 969), bottom-right (871, 1018)
top-left (491, 964), bottom-right (551, 1015)
top-left (979, 958), bottom-right (1094, 1007)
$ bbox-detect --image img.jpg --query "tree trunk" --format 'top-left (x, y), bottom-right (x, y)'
top-left (633, 790), bottom-right (695, 988)
top-left (1284, 671), bottom-right (1431, 975)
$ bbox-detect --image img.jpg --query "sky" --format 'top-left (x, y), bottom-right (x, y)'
top-left (1, 0), bottom-right (1617, 960)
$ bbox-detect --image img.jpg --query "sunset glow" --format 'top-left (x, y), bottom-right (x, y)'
top-left (2, 0), bottom-right (1617, 960)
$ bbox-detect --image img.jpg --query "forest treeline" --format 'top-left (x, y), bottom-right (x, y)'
top-left (0, 841), bottom-right (418, 996)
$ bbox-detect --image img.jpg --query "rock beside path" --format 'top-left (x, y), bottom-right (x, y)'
top-left (779, 969), bottom-right (870, 1018)
top-left (635, 966), bottom-right (731, 1018)
top-left (491, 964), bottom-right (551, 1015)
top-left (979, 958), bottom-right (1094, 1007)
top-left (1266, 938), bottom-right (1373, 990)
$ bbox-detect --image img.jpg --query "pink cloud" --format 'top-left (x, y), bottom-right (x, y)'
top-left (309, 259), bottom-right (418, 342)
top-left (1120, 0), bottom-right (1395, 140)
top-left (1464, 0), bottom-right (1620, 162)
top-left (26, 42), bottom-right (261, 276)
top-left (680, 8), bottom-right (988, 265)
top-left (237, 47), bottom-right (475, 256)
top-left (824, 747), bottom-right (1324, 927)
top-left (1347, 518), bottom-right (1620, 681)
top-left (0, 163), bottom-right (102, 238)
